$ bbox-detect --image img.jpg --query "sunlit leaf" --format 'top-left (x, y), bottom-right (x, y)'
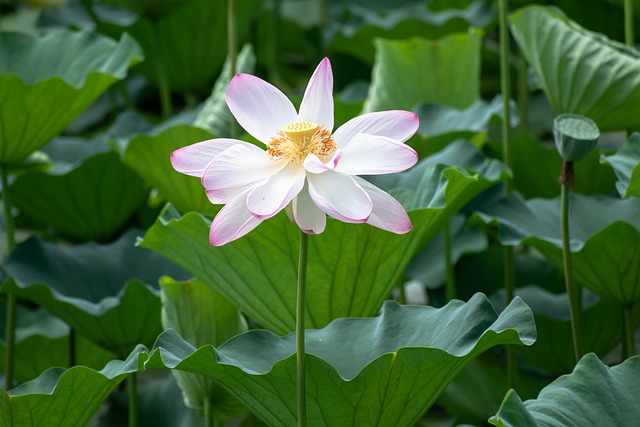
top-left (363, 30), bottom-right (482, 112)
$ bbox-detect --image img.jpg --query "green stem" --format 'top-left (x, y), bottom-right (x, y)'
top-left (227, 0), bottom-right (238, 139)
top-left (296, 231), bottom-right (309, 427)
top-left (203, 395), bottom-right (213, 427)
top-left (625, 0), bottom-right (634, 47)
top-left (444, 222), bottom-right (456, 302)
top-left (128, 373), bottom-right (138, 427)
top-left (561, 177), bottom-right (583, 362)
top-left (397, 281), bottom-right (407, 305)
top-left (151, 23), bottom-right (172, 120)
top-left (623, 303), bottom-right (636, 359)
top-left (517, 50), bottom-right (529, 134)
top-left (2, 165), bottom-right (17, 390)
top-left (499, 0), bottom-right (517, 389)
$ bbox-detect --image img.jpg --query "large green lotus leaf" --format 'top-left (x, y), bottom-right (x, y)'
top-left (509, 5), bottom-right (640, 131)
top-left (0, 30), bottom-right (142, 164)
top-left (0, 230), bottom-right (188, 357)
top-left (490, 354), bottom-right (640, 427)
top-left (493, 286), bottom-right (640, 375)
top-left (363, 30), bottom-right (482, 113)
top-left (100, 0), bottom-right (261, 94)
top-left (327, 0), bottom-right (493, 65)
top-left (600, 133), bottom-right (640, 198)
top-left (475, 194), bottom-right (640, 304)
top-left (121, 124), bottom-right (218, 215)
top-left (9, 150), bottom-right (148, 242)
top-left (140, 143), bottom-right (509, 335)
top-left (0, 309), bottom-right (117, 383)
top-left (145, 295), bottom-right (535, 427)
top-left (0, 346), bottom-right (146, 426)
top-left (506, 133), bottom-right (616, 198)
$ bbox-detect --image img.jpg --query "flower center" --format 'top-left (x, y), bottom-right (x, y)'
top-left (267, 121), bottom-right (336, 164)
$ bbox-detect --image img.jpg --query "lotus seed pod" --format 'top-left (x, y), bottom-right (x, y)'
top-left (553, 114), bottom-right (600, 162)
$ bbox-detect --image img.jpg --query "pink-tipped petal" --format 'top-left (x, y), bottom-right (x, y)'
top-left (307, 170), bottom-right (372, 223)
top-left (246, 164), bottom-right (306, 219)
top-left (170, 138), bottom-right (241, 177)
top-left (354, 177), bottom-right (412, 234)
top-left (297, 58), bottom-right (334, 131)
top-left (209, 192), bottom-right (263, 246)
top-left (335, 133), bottom-right (417, 175)
top-left (202, 142), bottom-right (287, 202)
top-left (293, 183), bottom-right (326, 234)
top-left (226, 74), bottom-right (297, 144)
top-left (333, 110), bottom-right (419, 148)
top-left (303, 150), bottom-right (342, 174)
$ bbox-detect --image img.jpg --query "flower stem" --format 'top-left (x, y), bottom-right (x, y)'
top-left (517, 50), bottom-right (529, 134)
top-left (128, 373), bottom-right (138, 427)
top-left (623, 303), bottom-right (636, 359)
top-left (204, 396), bottom-right (213, 427)
top-left (499, 0), bottom-right (517, 389)
top-left (296, 230), bottom-right (309, 427)
top-left (560, 166), bottom-right (583, 362)
top-left (227, 0), bottom-right (238, 139)
top-left (625, 0), bottom-right (634, 47)
top-left (2, 164), bottom-right (17, 390)
top-left (151, 23), bottom-right (172, 120)
top-left (444, 222), bottom-right (456, 302)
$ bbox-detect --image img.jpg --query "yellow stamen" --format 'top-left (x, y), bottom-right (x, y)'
top-left (267, 121), bottom-right (336, 164)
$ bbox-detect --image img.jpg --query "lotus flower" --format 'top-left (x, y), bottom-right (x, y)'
top-left (171, 58), bottom-right (419, 246)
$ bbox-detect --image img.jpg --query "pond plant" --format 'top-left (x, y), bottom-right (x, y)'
top-left (0, 0), bottom-right (639, 426)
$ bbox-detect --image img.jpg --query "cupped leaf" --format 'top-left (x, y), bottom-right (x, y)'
top-left (0, 346), bottom-right (146, 426)
top-left (510, 5), bottom-right (640, 131)
top-left (10, 150), bottom-right (148, 241)
top-left (600, 133), bottom-right (640, 197)
top-left (1, 230), bottom-right (188, 357)
top-left (145, 295), bottom-right (535, 427)
top-left (363, 30), bottom-right (482, 113)
top-left (161, 277), bottom-right (247, 418)
top-left (490, 354), bottom-right (640, 427)
top-left (475, 193), bottom-right (640, 304)
top-left (120, 124), bottom-right (218, 215)
top-left (140, 142), bottom-right (509, 335)
top-left (0, 30), bottom-right (142, 163)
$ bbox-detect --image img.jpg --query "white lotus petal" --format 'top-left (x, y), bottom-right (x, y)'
top-left (307, 170), bottom-right (372, 222)
top-left (246, 164), bottom-right (306, 219)
top-left (209, 192), bottom-right (263, 246)
top-left (226, 73), bottom-right (297, 144)
top-left (333, 110), bottom-right (419, 148)
top-left (297, 58), bottom-right (334, 131)
top-left (335, 133), bottom-right (417, 175)
top-left (293, 183), bottom-right (326, 234)
top-left (355, 177), bottom-right (412, 234)
top-left (170, 138), bottom-right (241, 177)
